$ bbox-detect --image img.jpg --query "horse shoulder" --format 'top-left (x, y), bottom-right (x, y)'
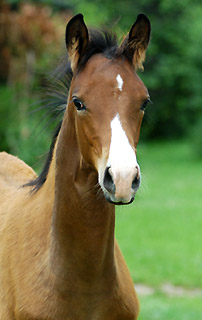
top-left (0, 152), bottom-right (37, 187)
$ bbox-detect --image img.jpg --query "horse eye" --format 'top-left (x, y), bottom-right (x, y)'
top-left (141, 99), bottom-right (150, 111)
top-left (72, 97), bottom-right (86, 111)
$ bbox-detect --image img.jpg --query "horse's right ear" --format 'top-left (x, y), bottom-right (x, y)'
top-left (65, 14), bottom-right (89, 72)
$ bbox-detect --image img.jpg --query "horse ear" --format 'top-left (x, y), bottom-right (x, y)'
top-left (65, 14), bottom-right (89, 72)
top-left (120, 14), bottom-right (151, 71)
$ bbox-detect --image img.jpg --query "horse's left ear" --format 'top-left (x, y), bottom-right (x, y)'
top-left (65, 14), bottom-right (89, 72)
top-left (120, 14), bottom-right (151, 71)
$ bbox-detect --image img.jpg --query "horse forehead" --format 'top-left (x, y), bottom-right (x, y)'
top-left (75, 55), bottom-right (140, 89)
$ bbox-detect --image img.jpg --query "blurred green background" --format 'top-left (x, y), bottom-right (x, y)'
top-left (0, 0), bottom-right (202, 319)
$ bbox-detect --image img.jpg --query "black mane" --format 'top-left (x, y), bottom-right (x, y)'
top-left (26, 28), bottom-right (119, 192)
top-left (79, 29), bottom-right (119, 70)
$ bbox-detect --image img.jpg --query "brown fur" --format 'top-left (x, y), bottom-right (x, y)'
top-left (0, 14), bottom-right (151, 320)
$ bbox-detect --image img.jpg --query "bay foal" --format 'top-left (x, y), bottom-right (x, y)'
top-left (0, 13), bottom-right (151, 320)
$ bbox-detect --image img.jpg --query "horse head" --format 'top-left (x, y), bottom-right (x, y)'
top-left (65, 14), bottom-right (151, 205)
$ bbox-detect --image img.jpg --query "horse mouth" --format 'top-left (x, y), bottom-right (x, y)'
top-left (104, 193), bottom-right (135, 206)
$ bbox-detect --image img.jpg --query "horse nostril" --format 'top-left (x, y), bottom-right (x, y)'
top-left (132, 174), bottom-right (140, 190)
top-left (103, 166), bottom-right (115, 194)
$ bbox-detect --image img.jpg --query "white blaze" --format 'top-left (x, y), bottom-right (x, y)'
top-left (108, 114), bottom-right (138, 179)
top-left (116, 74), bottom-right (123, 91)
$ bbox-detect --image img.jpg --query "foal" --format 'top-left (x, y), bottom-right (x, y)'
top-left (0, 13), bottom-right (151, 320)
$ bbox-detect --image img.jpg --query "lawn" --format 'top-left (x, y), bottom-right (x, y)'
top-left (138, 294), bottom-right (202, 320)
top-left (115, 140), bottom-right (202, 319)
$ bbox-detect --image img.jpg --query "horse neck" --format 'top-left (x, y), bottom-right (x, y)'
top-left (44, 108), bottom-right (116, 284)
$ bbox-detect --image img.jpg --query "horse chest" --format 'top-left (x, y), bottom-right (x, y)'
top-left (14, 284), bottom-right (138, 320)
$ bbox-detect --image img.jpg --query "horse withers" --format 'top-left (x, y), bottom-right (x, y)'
top-left (0, 13), bottom-right (151, 320)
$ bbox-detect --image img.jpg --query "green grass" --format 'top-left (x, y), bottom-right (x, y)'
top-left (138, 294), bottom-right (202, 320)
top-left (116, 140), bottom-right (202, 288)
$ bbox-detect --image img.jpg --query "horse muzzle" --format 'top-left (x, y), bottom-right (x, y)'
top-left (99, 164), bottom-right (141, 205)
